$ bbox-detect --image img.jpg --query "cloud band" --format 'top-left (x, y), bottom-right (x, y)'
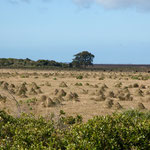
top-left (7, 0), bottom-right (150, 11)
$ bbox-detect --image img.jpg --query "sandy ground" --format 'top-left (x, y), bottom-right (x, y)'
top-left (0, 69), bottom-right (150, 122)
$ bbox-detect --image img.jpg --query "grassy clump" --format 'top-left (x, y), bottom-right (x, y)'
top-left (26, 98), bottom-right (37, 105)
top-left (76, 75), bottom-right (83, 79)
top-left (131, 75), bottom-right (150, 80)
top-left (0, 110), bottom-right (150, 149)
top-left (75, 82), bottom-right (83, 86)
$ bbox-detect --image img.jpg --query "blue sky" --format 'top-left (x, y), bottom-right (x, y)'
top-left (0, 0), bottom-right (150, 64)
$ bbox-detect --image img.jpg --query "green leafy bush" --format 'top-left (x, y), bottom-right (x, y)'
top-left (0, 110), bottom-right (150, 149)
top-left (76, 75), bottom-right (83, 79)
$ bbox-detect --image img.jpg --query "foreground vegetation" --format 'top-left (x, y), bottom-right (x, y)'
top-left (0, 110), bottom-right (150, 149)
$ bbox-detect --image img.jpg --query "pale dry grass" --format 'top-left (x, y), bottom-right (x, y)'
top-left (0, 69), bottom-right (150, 121)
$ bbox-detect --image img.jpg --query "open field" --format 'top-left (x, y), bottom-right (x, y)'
top-left (0, 69), bottom-right (150, 122)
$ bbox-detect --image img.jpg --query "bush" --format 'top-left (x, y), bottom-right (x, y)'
top-left (0, 110), bottom-right (150, 149)
top-left (75, 83), bottom-right (83, 86)
top-left (76, 75), bottom-right (83, 79)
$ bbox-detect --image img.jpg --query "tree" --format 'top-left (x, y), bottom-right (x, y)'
top-left (37, 60), bottom-right (49, 66)
top-left (72, 51), bottom-right (95, 68)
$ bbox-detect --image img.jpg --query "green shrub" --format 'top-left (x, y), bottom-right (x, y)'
top-left (0, 110), bottom-right (150, 149)
top-left (26, 98), bottom-right (37, 104)
top-left (63, 110), bottom-right (150, 150)
top-left (75, 83), bottom-right (83, 86)
top-left (76, 75), bottom-right (83, 79)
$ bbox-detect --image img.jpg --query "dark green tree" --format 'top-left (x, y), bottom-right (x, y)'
top-left (36, 60), bottom-right (49, 66)
top-left (72, 51), bottom-right (95, 68)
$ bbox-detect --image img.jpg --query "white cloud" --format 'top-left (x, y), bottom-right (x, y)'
top-left (8, 0), bottom-right (30, 4)
top-left (8, 0), bottom-right (51, 4)
top-left (7, 0), bottom-right (150, 11)
top-left (73, 0), bottom-right (150, 11)
top-left (73, 0), bottom-right (93, 8)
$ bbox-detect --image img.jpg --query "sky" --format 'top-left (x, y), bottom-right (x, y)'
top-left (0, 0), bottom-right (150, 64)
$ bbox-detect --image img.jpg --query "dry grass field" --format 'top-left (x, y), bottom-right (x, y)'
top-left (0, 69), bottom-right (150, 122)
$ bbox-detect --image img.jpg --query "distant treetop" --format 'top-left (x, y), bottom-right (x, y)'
top-left (72, 51), bottom-right (95, 68)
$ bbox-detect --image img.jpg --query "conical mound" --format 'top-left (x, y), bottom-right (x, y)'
top-left (137, 102), bottom-right (146, 110)
top-left (114, 102), bottom-right (122, 109)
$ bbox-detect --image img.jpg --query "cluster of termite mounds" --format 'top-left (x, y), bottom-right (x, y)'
top-left (0, 70), bottom-right (150, 119)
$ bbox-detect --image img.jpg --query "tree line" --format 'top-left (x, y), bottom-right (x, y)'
top-left (0, 51), bottom-right (95, 69)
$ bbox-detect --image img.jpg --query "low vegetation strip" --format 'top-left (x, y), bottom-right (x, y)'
top-left (1, 54), bottom-right (150, 72)
top-left (0, 110), bottom-right (150, 149)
